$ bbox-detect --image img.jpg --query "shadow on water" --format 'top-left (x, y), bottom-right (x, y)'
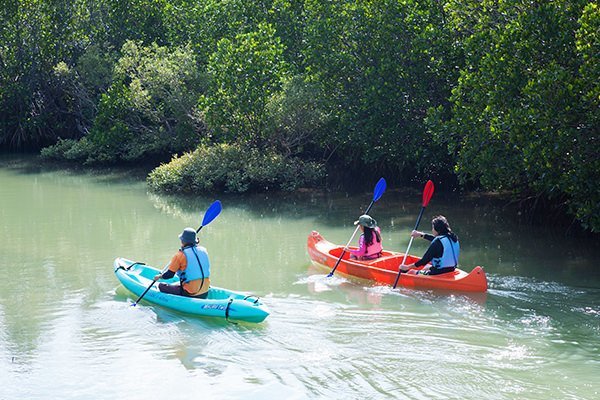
top-left (148, 190), bottom-right (328, 221)
top-left (0, 153), bottom-right (150, 182)
top-left (146, 183), bottom-right (510, 225)
top-left (5, 153), bottom-right (598, 234)
top-left (112, 284), bottom-right (273, 375)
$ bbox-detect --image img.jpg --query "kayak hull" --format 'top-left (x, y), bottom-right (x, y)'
top-left (114, 258), bottom-right (269, 323)
top-left (307, 231), bottom-right (487, 292)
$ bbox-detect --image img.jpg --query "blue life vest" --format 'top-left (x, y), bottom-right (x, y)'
top-left (178, 245), bottom-right (210, 283)
top-left (431, 235), bottom-right (460, 269)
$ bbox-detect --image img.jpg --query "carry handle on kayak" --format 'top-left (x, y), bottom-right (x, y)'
top-left (131, 200), bottom-right (222, 307)
top-left (243, 294), bottom-right (261, 304)
top-left (392, 180), bottom-right (434, 288)
top-left (327, 178), bottom-right (386, 278)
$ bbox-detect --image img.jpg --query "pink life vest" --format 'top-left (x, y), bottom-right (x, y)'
top-left (364, 227), bottom-right (382, 258)
top-left (352, 227), bottom-right (382, 259)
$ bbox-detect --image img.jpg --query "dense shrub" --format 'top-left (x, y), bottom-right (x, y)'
top-left (147, 143), bottom-right (325, 193)
top-left (40, 137), bottom-right (111, 163)
top-left (202, 23), bottom-right (290, 145)
top-left (40, 41), bottom-right (207, 164)
top-left (265, 76), bottom-right (330, 156)
top-left (429, 1), bottom-right (600, 232)
top-left (88, 41), bottom-right (206, 163)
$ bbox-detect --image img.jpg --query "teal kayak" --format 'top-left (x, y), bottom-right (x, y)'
top-left (114, 258), bottom-right (269, 323)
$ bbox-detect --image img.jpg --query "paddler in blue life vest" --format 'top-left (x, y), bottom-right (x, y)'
top-left (350, 214), bottom-right (383, 260)
top-left (399, 215), bottom-right (460, 275)
top-left (153, 228), bottom-right (211, 298)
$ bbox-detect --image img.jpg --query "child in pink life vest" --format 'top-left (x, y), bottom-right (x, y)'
top-left (350, 214), bottom-right (383, 260)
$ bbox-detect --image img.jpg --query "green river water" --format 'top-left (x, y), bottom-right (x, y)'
top-left (0, 156), bottom-right (599, 399)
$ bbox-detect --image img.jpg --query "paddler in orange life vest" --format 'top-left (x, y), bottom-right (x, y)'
top-left (153, 228), bottom-right (211, 298)
top-left (350, 214), bottom-right (383, 260)
top-left (400, 215), bottom-right (460, 275)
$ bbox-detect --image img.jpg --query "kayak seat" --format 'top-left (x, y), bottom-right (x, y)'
top-left (369, 254), bottom-right (421, 271)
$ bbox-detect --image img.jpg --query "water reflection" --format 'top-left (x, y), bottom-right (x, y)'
top-left (147, 184), bottom-right (600, 288)
top-left (2, 156), bottom-right (600, 400)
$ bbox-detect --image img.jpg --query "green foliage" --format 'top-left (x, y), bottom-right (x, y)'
top-left (40, 138), bottom-right (97, 162)
top-left (202, 23), bottom-right (290, 145)
top-left (0, 0), bottom-right (169, 149)
top-left (265, 76), bottom-right (331, 155)
top-left (570, 3), bottom-right (600, 231)
top-left (2, 0), bottom-right (598, 230)
top-left (0, 0), bottom-right (82, 148)
top-left (301, 0), bottom-right (457, 174)
top-left (163, 0), bottom-right (275, 63)
top-left (76, 45), bottom-right (117, 99)
top-left (84, 40), bottom-right (206, 162)
top-left (147, 143), bottom-right (325, 193)
top-left (96, 0), bottom-right (169, 47)
top-left (430, 0), bottom-right (600, 231)
top-left (40, 139), bottom-right (79, 160)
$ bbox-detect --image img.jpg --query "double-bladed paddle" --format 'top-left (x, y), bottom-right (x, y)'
top-left (327, 178), bottom-right (387, 278)
top-left (392, 180), bottom-right (434, 288)
top-left (131, 200), bottom-right (222, 306)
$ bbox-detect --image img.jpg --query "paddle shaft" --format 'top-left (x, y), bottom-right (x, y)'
top-left (133, 279), bottom-right (157, 305)
top-left (132, 262), bottom-right (170, 305)
top-left (392, 206), bottom-right (426, 288)
top-left (327, 200), bottom-right (376, 277)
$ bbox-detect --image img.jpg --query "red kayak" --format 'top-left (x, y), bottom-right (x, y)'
top-left (307, 231), bottom-right (488, 292)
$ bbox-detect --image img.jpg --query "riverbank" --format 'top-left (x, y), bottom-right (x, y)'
top-left (2, 153), bottom-right (595, 238)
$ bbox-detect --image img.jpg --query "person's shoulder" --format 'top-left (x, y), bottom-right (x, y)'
top-left (174, 250), bottom-right (186, 260)
top-left (431, 237), bottom-right (445, 248)
top-left (169, 250), bottom-right (186, 268)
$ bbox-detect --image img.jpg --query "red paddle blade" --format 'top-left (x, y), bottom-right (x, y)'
top-left (422, 180), bottom-right (434, 207)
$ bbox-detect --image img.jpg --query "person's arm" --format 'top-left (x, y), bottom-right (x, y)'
top-left (410, 230), bottom-right (434, 242)
top-left (414, 240), bottom-right (443, 267)
top-left (350, 235), bottom-right (367, 257)
top-left (154, 253), bottom-right (182, 281)
top-left (160, 269), bottom-right (176, 279)
top-left (422, 233), bottom-right (435, 242)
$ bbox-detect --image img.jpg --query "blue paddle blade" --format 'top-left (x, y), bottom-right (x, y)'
top-left (201, 200), bottom-right (222, 227)
top-left (372, 177), bottom-right (387, 202)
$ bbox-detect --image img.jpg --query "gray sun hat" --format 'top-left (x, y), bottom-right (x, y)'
top-left (179, 227), bottom-right (197, 244)
top-left (354, 214), bottom-right (377, 229)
